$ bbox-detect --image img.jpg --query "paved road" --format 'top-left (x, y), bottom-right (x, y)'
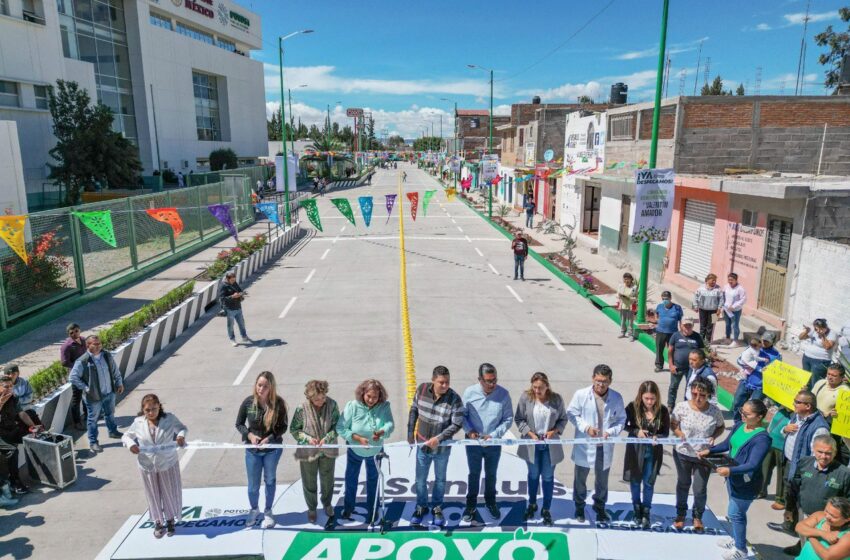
top-left (1, 165), bottom-right (792, 559)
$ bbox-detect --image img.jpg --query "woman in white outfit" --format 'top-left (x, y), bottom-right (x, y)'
top-left (122, 393), bottom-right (187, 538)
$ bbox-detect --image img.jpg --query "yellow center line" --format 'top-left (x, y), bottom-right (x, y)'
top-left (398, 172), bottom-right (417, 405)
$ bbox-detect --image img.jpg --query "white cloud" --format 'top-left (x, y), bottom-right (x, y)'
top-left (493, 104), bottom-right (511, 116)
top-left (263, 64), bottom-right (502, 98)
top-left (614, 37), bottom-right (708, 60)
top-left (522, 69), bottom-right (660, 103)
top-left (755, 23), bottom-right (772, 31)
top-left (783, 11), bottom-right (839, 25)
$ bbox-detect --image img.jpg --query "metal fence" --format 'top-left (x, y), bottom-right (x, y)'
top-left (0, 176), bottom-right (287, 330)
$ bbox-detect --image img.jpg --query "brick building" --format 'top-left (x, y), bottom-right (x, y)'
top-left (455, 109), bottom-right (509, 159)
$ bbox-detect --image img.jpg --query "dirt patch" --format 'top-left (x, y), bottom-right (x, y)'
top-left (537, 252), bottom-right (616, 295)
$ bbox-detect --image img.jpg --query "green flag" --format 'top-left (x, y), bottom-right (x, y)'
top-left (73, 210), bottom-right (117, 248)
top-left (301, 199), bottom-right (323, 232)
top-left (423, 190), bottom-right (437, 216)
top-left (331, 198), bottom-right (356, 226)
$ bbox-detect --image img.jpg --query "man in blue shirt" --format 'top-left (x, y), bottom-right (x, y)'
top-left (70, 334), bottom-right (124, 453)
top-left (654, 291), bottom-right (683, 372)
top-left (461, 363), bottom-right (513, 523)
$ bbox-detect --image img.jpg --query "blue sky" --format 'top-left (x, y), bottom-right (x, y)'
top-left (247, 0), bottom-right (848, 138)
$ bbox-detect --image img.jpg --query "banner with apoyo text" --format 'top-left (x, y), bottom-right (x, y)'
top-left (630, 168), bottom-right (675, 243)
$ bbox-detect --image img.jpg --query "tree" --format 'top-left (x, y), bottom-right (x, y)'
top-left (578, 95), bottom-right (594, 104)
top-left (387, 134), bottom-right (406, 149)
top-left (736, 84), bottom-right (745, 96)
top-left (209, 148), bottom-right (238, 171)
top-left (412, 136), bottom-right (441, 151)
top-left (267, 110), bottom-right (281, 140)
top-left (47, 80), bottom-right (142, 205)
top-left (815, 7), bottom-right (850, 89)
top-left (365, 115), bottom-right (377, 149)
top-left (700, 75), bottom-right (733, 96)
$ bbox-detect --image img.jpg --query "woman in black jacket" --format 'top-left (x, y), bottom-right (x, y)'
top-left (236, 371), bottom-right (288, 529)
top-left (623, 380), bottom-right (670, 529)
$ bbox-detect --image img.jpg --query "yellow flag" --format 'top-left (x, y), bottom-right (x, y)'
top-left (0, 215), bottom-right (28, 263)
top-left (763, 360), bottom-right (812, 410)
top-left (446, 187), bottom-right (457, 201)
top-left (832, 388), bottom-right (850, 439)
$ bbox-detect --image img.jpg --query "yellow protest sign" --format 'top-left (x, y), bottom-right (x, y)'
top-left (763, 361), bottom-right (811, 410)
top-left (831, 388), bottom-right (850, 439)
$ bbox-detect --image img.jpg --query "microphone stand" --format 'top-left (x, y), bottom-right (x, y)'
top-left (372, 450), bottom-right (391, 534)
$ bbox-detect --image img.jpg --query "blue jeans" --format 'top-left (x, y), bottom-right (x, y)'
top-left (527, 446), bottom-right (555, 510)
top-left (84, 392), bottom-right (118, 444)
top-left (724, 310), bottom-right (742, 340)
top-left (245, 448), bottom-right (282, 511)
top-left (465, 445), bottom-right (501, 507)
top-left (727, 485), bottom-right (753, 552)
top-left (226, 308), bottom-right (248, 340)
top-left (514, 255), bottom-right (526, 279)
top-left (732, 383), bottom-right (763, 422)
top-left (415, 448), bottom-right (450, 508)
top-left (344, 448), bottom-right (379, 514)
top-left (629, 445), bottom-right (656, 508)
top-left (525, 213), bottom-right (533, 228)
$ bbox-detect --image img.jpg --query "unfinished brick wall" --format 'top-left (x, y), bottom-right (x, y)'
top-left (760, 102), bottom-right (850, 127)
top-left (683, 102), bottom-right (754, 129)
top-left (638, 106), bottom-right (676, 139)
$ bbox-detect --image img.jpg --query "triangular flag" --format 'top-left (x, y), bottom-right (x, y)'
top-left (406, 192), bottom-right (419, 221)
top-left (207, 204), bottom-right (237, 240)
top-left (330, 199), bottom-right (356, 226)
top-left (423, 190), bottom-right (436, 216)
top-left (0, 215), bottom-right (28, 263)
top-left (492, 175), bottom-right (503, 186)
top-left (146, 207), bottom-right (184, 238)
top-left (385, 194), bottom-right (397, 224)
top-left (358, 196), bottom-right (373, 227)
top-left (300, 199), bottom-right (323, 232)
top-left (256, 202), bottom-right (281, 225)
top-left (73, 210), bottom-right (117, 248)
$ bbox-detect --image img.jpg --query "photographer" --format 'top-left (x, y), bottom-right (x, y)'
top-left (220, 271), bottom-right (251, 347)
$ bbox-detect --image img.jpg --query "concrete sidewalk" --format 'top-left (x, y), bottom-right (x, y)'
top-left (0, 219), bottom-right (288, 377)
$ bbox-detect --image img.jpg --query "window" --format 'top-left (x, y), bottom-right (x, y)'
top-left (192, 71), bottom-right (221, 141)
top-left (0, 81), bottom-right (19, 107)
top-left (586, 123), bottom-right (595, 150)
top-left (34, 85), bottom-right (49, 109)
top-left (609, 114), bottom-right (635, 141)
top-left (177, 22), bottom-right (214, 45)
top-left (217, 38), bottom-right (236, 52)
top-left (0, 0), bottom-right (8, 16)
top-left (741, 209), bottom-right (758, 228)
top-left (149, 11), bottom-right (171, 30)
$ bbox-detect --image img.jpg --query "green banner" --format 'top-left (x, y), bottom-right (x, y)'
top-left (331, 198), bottom-right (356, 226)
top-left (301, 199), bottom-right (323, 232)
top-left (73, 210), bottom-right (117, 248)
top-left (423, 190), bottom-right (436, 216)
top-left (282, 529), bottom-right (569, 560)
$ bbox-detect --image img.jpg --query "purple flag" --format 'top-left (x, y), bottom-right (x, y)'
top-left (208, 203), bottom-right (238, 240)
top-left (385, 194), bottom-right (397, 224)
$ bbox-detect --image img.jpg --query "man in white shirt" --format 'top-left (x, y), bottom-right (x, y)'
top-left (567, 364), bottom-right (627, 523)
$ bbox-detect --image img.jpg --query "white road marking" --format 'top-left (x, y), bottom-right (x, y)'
top-left (488, 263), bottom-right (499, 275)
top-left (179, 448), bottom-right (196, 472)
top-left (465, 235), bottom-right (472, 243)
top-left (537, 323), bottom-right (565, 352)
top-left (451, 219), bottom-right (457, 224)
top-left (320, 248), bottom-right (331, 260)
top-left (332, 235), bottom-right (340, 244)
top-left (456, 226), bottom-right (464, 233)
top-left (233, 346), bottom-right (264, 385)
top-left (474, 247), bottom-right (484, 257)
top-left (278, 296), bottom-right (297, 319)
top-left (340, 225), bottom-right (346, 232)
top-left (506, 285), bottom-right (523, 302)
top-left (304, 269), bottom-right (316, 284)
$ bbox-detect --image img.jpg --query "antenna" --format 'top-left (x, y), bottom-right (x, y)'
top-left (663, 54), bottom-right (672, 97)
top-left (704, 57), bottom-right (712, 88)
top-left (693, 40), bottom-right (704, 95)
top-left (755, 67), bottom-right (762, 95)
top-left (795, 0), bottom-right (811, 95)
top-left (678, 69), bottom-right (687, 96)
top-left (779, 80), bottom-right (786, 95)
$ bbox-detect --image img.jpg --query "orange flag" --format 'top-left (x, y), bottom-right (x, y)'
top-left (406, 192), bottom-right (419, 221)
top-left (145, 207), bottom-right (184, 238)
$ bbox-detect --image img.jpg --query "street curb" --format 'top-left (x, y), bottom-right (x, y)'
top-left (434, 176), bottom-right (734, 410)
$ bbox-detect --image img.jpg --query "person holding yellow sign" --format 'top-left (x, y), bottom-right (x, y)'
top-left (812, 363), bottom-right (850, 465)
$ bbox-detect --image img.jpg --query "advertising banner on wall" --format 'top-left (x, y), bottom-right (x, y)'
top-left (275, 154), bottom-right (298, 193)
top-left (524, 142), bottom-right (536, 166)
top-left (481, 159), bottom-right (499, 183)
top-left (630, 168), bottom-right (675, 243)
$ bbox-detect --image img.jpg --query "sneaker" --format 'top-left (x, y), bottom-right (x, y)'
top-left (594, 508), bottom-right (610, 523)
top-left (524, 503), bottom-right (538, 520)
top-left (722, 548), bottom-right (749, 560)
top-left (231, 340), bottom-right (239, 347)
top-left (166, 520), bottom-right (175, 536)
top-left (411, 506), bottom-right (427, 526)
top-left (654, 367), bottom-right (663, 372)
top-left (153, 522), bottom-right (165, 539)
top-left (618, 333), bottom-right (627, 338)
top-left (574, 508), bottom-right (586, 523)
top-left (324, 505), bottom-right (335, 518)
top-left (717, 539), bottom-right (736, 550)
top-left (246, 509), bottom-right (261, 525)
top-left (462, 506), bottom-right (476, 523)
top-left (727, 340), bottom-right (738, 348)
top-left (10, 481), bottom-right (28, 495)
top-left (541, 509), bottom-right (553, 527)
top-left (432, 507), bottom-right (445, 528)
top-left (486, 503), bottom-right (500, 519)
top-left (90, 442), bottom-right (103, 453)
top-left (262, 510), bottom-right (275, 529)
top-left (242, 337), bottom-right (253, 344)
top-left (108, 431), bottom-right (123, 439)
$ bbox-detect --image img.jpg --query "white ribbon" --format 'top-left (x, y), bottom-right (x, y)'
top-left (136, 437), bottom-right (707, 454)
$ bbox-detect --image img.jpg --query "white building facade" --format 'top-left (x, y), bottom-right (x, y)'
top-left (557, 111), bottom-right (605, 242)
top-left (0, 0), bottom-right (266, 204)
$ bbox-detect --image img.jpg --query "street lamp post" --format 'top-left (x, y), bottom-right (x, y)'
top-left (468, 64), bottom-right (495, 220)
top-left (287, 84), bottom-right (307, 157)
top-left (441, 97), bottom-right (459, 191)
top-left (278, 29), bottom-right (313, 227)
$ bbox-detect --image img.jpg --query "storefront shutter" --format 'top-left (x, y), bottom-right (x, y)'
top-left (679, 199), bottom-right (716, 281)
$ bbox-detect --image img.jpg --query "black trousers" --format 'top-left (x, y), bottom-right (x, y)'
top-left (655, 331), bottom-right (673, 369)
top-left (698, 308), bottom-right (717, 343)
top-left (71, 385), bottom-right (87, 424)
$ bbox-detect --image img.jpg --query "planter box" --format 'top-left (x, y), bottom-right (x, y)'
top-left (33, 222), bottom-right (303, 433)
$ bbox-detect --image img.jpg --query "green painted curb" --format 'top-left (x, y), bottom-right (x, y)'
top-left (436, 177), bottom-right (735, 410)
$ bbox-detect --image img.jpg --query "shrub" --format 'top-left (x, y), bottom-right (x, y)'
top-left (210, 148), bottom-right (238, 172)
top-left (204, 234), bottom-right (267, 279)
top-left (161, 169), bottom-right (178, 184)
top-left (27, 361), bottom-right (68, 401)
top-left (1, 228), bottom-right (72, 310)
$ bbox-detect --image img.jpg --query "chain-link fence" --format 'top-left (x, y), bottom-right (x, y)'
top-left (0, 177), bottom-right (263, 330)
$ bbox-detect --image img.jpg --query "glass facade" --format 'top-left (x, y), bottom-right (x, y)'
top-left (152, 10), bottom-right (244, 55)
top-left (217, 38), bottom-right (236, 52)
top-left (58, 0), bottom-right (136, 142)
top-left (149, 11), bottom-right (172, 31)
top-left (192, 71), bottom-right (220, 141)
top-left (177, 21), bottom-right (213, 45)
top-left (0, 81), bottom-right (19, 107)
top-left (34, 85), bottom-right (49, 109)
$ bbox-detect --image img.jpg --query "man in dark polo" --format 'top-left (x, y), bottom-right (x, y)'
top-left (768, 434), bottom-right (850, 555)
